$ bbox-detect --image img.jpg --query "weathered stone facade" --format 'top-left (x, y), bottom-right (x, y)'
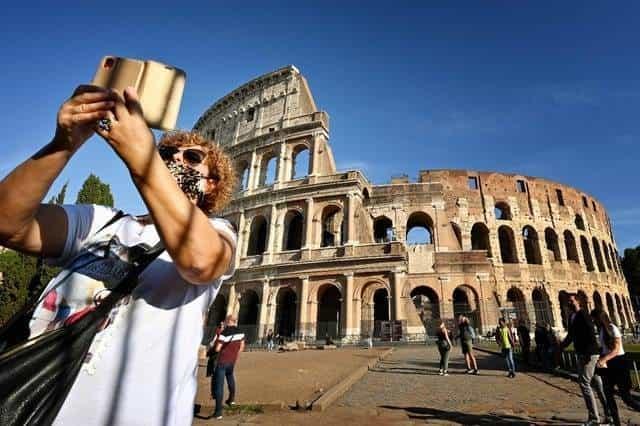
top-left (193, 66), bottom-right (633, 343)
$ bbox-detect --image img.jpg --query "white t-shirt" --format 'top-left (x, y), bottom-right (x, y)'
top-left (29, 204), bottom-right (236, 426)
top-left (599, 324), bottom-right (625, 356)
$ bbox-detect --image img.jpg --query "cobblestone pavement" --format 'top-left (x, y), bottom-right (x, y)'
top-left (194, 346), bottom-right (640, 425)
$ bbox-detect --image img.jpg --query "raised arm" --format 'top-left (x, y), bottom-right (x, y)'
top-left (0, 86), bottom-right (115, 257)
top-left (95, 88), bottom-right (232, 284)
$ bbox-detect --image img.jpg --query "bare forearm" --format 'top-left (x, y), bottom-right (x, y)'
top-left (0, 141), bottom-right (73, 239)
top-left (131, 154), bottom-right (229, 283)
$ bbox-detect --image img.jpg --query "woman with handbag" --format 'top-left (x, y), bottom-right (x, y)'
top-left (0, 85), bottom-right (237, 426)
top-left (436, 321), bottom-right (452, 376)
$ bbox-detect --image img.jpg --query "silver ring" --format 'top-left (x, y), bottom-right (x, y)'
top-left (97, 118), bottom-right (112, 132)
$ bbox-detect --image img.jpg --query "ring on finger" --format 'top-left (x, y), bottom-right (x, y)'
top-left (97, 118), bottom-right (112, 132)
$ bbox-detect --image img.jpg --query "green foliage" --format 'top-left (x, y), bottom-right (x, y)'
top-left (623, 245), bottom-right (640, 294)
top-left (75, 174), bottom-right (114, 207)
top-left (0, 251), bottom-right (59, 326)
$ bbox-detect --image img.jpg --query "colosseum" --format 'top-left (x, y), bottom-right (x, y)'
top-left (194, 65), bottom-right (633, 343)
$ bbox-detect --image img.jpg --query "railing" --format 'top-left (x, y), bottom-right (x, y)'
top-left (239, 255), bottom-right (262, 268)
top-left (271, 250), bottom-right (301, 263)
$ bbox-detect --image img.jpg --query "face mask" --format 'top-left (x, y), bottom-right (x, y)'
top-left (165, 161), bottom-right (206, 204)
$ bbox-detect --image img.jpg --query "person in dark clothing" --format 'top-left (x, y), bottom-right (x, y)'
top-left (207, 322), bottom-right (225, 399)
top-left (436, 321), bottom-right (452, 376)
top-left (560, 294), bottom-right (611, 425)
top-left (517, 320), bottom-right (531, 365)
top-left (213, 315), bottom-right (245, 420)
top-left (534, 322), bottom-right (548, 366)
top-left (458, 316), bottom-right (478, 374)
top-left (592, 309), bottom-right (640, 426)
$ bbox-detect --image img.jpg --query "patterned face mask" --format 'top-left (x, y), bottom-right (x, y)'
top-left (165, 161), bottom-right (207, 204)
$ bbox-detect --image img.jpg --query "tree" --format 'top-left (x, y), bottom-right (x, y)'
top-left (47, 181), bottom-right (69, 205)
top-left (623, 245), bottom-right (640, 295)
top-left (75, 174), bottom-right (114, 207)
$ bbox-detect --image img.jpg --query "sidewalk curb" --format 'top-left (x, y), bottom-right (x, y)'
top-left (312, 347), bottom-right (395, 411)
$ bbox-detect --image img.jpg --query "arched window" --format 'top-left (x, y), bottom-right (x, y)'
top-left (321, 206), bottom-right (344, 247)
top-left (410, 286), bottom-right (440, 334)
top-left (471, 222), bottom-right (492, 257)
top-left (523, 226), bottom-right (542, 264)
top-left (564, 230), bottom-right (579, 263)
top-left (507, 287), bottom-right (529, 325)
top-left (494, 202), bottom-right (512, 220)
top-left (580, 236), bottom-right (595, 271)
top-left (406, 212), bottom-right (434, 244)
top-left (544, 228), bottom-right (561, 262)
top-left (247, 216), bottom-right (268, 256)
top-left (238, 290), bottom-right (260, 343)
top-left (275, 288), bottom-right (297, 337)
top-left (498, 225), bottom-right (518, 264)
top-left (575, 214), bottom-right (585, 231)
top-left (316, 285), bottom-right (342, 339)
top-left (237, 160), bottom-right (250, 191)
top-left (282, 210), bottom-right (304, 251)
top-left (602, 240), bottom-right (612, 270)
top-left (593, 291), bottom-right (603, 310)
top-left (259, 153), bottom-right (278, 186)
top-left (291, 145), bottom-right (310, 180)
top-left (592, 237), bottom-right (605, 272)
top-left (532, 288), bottom-right (553, 326)
top-left (373, 216), bottom-right (394, 243)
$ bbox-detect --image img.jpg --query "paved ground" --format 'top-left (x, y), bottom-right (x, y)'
top-left (194, 346), bottom-right (640, 425)
top-left (194, 347), bottom-right (388, 408)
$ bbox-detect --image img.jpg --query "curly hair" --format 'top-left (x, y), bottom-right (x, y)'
top-left (158, 131), bottom-right (236, 215)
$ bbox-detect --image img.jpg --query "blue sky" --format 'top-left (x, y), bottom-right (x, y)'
top-left (1, 2), bottom-right (638, 250)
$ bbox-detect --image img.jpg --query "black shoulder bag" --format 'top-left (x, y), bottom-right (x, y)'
top-left (0, 212), bottom-right (164, 426)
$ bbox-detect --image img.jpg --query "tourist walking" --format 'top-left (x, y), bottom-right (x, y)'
top-left (458, 316), bottom-right (479, 374)
top-left (213, 315), bottom-right (246, 420)
top-left (560, 294), bottom-right (611, 426)
top-left (436, 321), bottom-right (452, 376)
top-left (517, 320), bottom-right (531, 365)
top-left (496, 318), bottom-right (516, 377)
top-left (266, 329), bottom-right (274, 352)
top-left (592, 308), bottom-right (640, 426)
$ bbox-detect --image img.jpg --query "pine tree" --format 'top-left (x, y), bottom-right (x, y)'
top-left (75, 174), bottom-right (114, 207)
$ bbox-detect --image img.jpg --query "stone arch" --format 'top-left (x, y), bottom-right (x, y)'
top-left (247, 215), bottom-right (268, 256)
top-left (316, 284), bottom-right (342, 340)
top-left (282, 210), bottom-right (304, 251)
top-left (406, 211), bottom-right (434, 244)
top-left (410, 285), bottom-right (441, 335)
top-left (498, 225), bottom-right (518, 264)
top-left (494, 201), bottom-right (512, 220)
top-left (291, 144), bottom-right (310, 180)
top-left (593, 291), bottom-right (604, 310)
top-left (237, 159), bottom-right (250, 191)
top-left (564, 230), bottom-right (579, 263)
top-left (238, 289), bottom-right (260, 343)
top-left (259, 151), bottom-right (278, 187)
top-left (523, 225), bottom-right (542, 265)
top-left (606, 293), bottom-right (617, 325)
top-left (592, 237), bottom-right (605, 272)
top-left (450, 222), bottom-right (463, 250)
top-left (204, 293), bottom-right (228, 344)
top-left (506, 287), bottom-right (529, 326)
top-left (373, 215), bottom-right (394, 243)
top-left (615, 294), bottom-right (626, 329)
top-left (580, 236), bottom-right (595, 271)
top-left (275, 287), bottom-right (297, 338)
top-left (452, 285), bottom-right (481, 329)
top-left (362, 188), bottom-right (370, 200)
top-left (544, 228), bottom-right (561, 262)
top-left (609, 244), bottom-right (619, 273)
top-left (320, 205), bottom-right (344, 247)
top-left (471, 222), bottom-right (492, 257)
top-left (359, 281), bottom-right (391, 337)
top-left (624, 298), bottom-right (634, 325)
top-left (575, 214), bottom-right (585, 231)
top-left (531, 288), bottom-right (553, 326)
top-left (602, 240), bottom-right (612, 270)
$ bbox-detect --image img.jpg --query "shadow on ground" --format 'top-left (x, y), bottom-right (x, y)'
top-left (379, 405), bottom-right (581, 425)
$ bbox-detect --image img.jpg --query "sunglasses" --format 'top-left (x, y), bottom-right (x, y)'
top-left (158, 146), bottom-right (207, 165)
